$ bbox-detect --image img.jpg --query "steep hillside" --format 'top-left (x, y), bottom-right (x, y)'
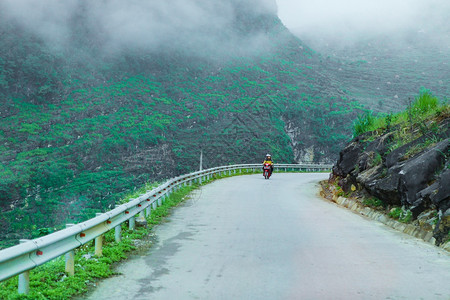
top-left (301, 31), bottom-right (450, 112)
top-left (0, 0), bottom-right (363, 247)
top-left (1, 0), bottom-right (447, 248)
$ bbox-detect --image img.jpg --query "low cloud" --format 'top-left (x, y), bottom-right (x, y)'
top-left (1, 0), bottom-right (278, 57)
top-left (277, 0), bottom-right (450, 47)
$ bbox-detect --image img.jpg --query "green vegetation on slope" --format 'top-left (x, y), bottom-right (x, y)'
top-left (0, 183), bottom-right (198, 299)
top-left (352, 90), bottom-right (449, 153)
top-left (0, 32), bottom-right (363, 248)
top-left (353, 90), bottom-right (445, 134)
top-left (0, 2), bottom-right (390, 248)
top-left (0, 169), bottom-right (260, 299)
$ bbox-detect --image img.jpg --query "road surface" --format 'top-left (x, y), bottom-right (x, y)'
top-left (84, 173), bottom-right (450, 299)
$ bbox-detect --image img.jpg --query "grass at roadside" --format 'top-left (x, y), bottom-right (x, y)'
top-left (353, 90), bottom-right (448, 142)
top-left (0, 168), bottom-right (316, 299)
top-left (0, 184), bottom-right (191, 299)
top-left (0, 169), bottom-right (262, 299)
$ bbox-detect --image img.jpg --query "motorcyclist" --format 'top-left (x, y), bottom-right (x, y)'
top-left (262, 154), bottom-right (274, 176)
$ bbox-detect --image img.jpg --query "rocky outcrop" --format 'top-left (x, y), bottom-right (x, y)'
top-left (330, 116), bottom-right (450, 244)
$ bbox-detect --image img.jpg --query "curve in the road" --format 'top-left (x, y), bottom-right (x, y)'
top-left (85, 173), bottom-right (450, 300)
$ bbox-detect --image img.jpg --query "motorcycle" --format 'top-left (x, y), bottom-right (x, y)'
top-left (263, 163), bottom-right (272, 179)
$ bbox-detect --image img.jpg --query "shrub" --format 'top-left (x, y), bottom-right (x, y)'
top-left (363, 197), bottom-right (385, 208)
top-left (370, 152), bottom-right (382, 167)
top-left (353, 112), bottom-right (376, 136)
top-left (412, 90), bottom-right (439, 115)
top-left (389, 207), bottom-right (412, 223)
top-left (400, 210), bottom-right (413, 223)
top-left (352, 91), bottom-right (447, 139)
top-left (389, 207), bottom-right (402, 219)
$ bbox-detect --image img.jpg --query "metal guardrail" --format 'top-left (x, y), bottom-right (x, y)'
top-left (0, 163), bottom-right (331, 293)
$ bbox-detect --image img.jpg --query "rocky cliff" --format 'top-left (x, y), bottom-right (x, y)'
top-left (330, 97), bottom-right (449, 244)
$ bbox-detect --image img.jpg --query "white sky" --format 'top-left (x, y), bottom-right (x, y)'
top-left (276, 0), bottom-right (449, 39)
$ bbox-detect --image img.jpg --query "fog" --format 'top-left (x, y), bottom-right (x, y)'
top-left (0, 0), bottom-right (277, 56)
top-left (276, 0), bottom-right (450, 49)
top-left (2, 0), bottom-right (448, 60)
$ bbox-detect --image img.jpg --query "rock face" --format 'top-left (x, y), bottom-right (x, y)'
top-left (331, 116), bottom-right (450, 244)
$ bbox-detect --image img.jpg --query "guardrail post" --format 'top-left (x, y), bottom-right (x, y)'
top-left (145, 203), bottom-right (151, 217)
top-left (18, 239), bottom-right (31, 295)
top-left (114, 205), bottom-right (122, 242)
top-left (129, 214), bottom-right (136, 231)
top-left (65, 224), bottom-right (75, 276)
top-left (136, 211), bottom-right (147, 228)
top-left (158, 192), bottom-right (164, 206)
top-left (95, 213), bottom-right (104, 257)
top-left (95, 235), bottom-right (103, 257)
top-left (115, 224), bottom-right (122, 243)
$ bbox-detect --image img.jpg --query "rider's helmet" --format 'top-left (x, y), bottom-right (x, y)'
top-left (266, 154), bottom-right (272, 160)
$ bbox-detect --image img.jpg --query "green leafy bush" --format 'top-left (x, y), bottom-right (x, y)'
top-left (363, 197), bottom-right (385, 208)
top-left (389, 207), bottom-right (413, 223)
top-left (411, 90), bottom-right (439, 115)
top-left (370, 152), bottom-right (382, 167)
top-left (353, 112), bottom-right (378, 137)
top-left (352, 91), bottom-right (447, 138)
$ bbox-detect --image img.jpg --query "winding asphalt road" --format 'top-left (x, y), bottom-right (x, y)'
top-left (85, 173), bottom-right (450, 299)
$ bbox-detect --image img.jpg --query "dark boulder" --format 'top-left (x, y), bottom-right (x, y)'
top-left (364, 168), bottom-right (402, 206)
top-left (432, 168), bottom-right (450, 212)
top-left (398, 139), bottom-right (449, 206)
top-left (333, 140), bottom-right (364, 177)
top-left (385, 135), bottom-right (426, 168)
top-left (364, 133), bottom-right (392, 156)
top-left (333, 131), bottom-right (390, 178)
top-left (413, 181), bottom-right (440, 218)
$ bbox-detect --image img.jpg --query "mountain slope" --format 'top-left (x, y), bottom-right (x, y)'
top-left (2, 0), bottom-right (447, 247)
top-left (300, 30), bottom-right (450, 112)
top-left (0, 0), bottom-right (365, 247)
